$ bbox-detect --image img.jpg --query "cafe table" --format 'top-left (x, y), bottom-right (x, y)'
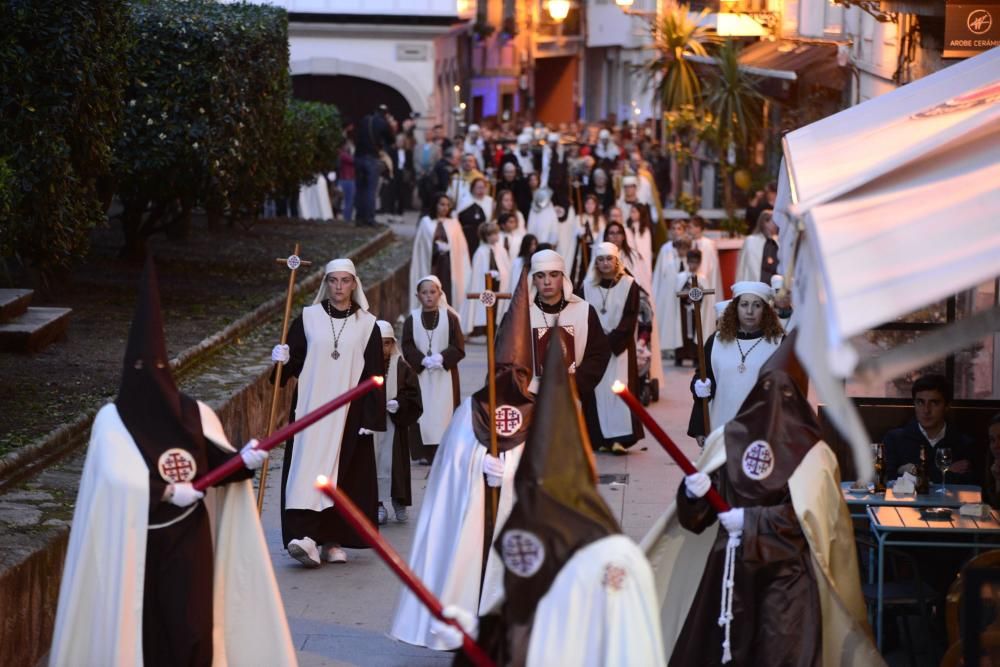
top-left (867, 504), bottom-right (1000, 649)
top-left (841, 483), bottom-right (982, 519)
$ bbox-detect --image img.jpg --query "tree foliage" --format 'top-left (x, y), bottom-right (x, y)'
top-left (643, 5), bottom-right (715, 112)
top-left (115, 0), bottom-right (290, 256)
top-left (0, 0), bottom-right (132, 277)
top-left (274, 100), bottom-right (343, 201)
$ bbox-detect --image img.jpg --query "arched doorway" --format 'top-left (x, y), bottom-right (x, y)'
top-left (292, 75), bottom-right (413, 127)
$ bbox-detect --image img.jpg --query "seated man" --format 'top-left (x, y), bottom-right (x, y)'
top-left (883, 374), bottom-right (977, 486)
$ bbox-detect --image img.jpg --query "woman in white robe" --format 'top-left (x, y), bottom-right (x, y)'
top-left (461, 221), bottom-right (512, 335)
top-left (409, 193), bottom-right (471, 313)
top-left (581, 242), bottom-right (644, 454)
top-left (401, 275), bottom-right (465, 462)
top-left (651, 219), bottom-right (689, 355)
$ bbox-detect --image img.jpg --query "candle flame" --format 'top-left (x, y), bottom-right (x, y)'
top-left (612, 381), bottom-right (626, 394)
top-left (372, 375), bottom-right (385, 387)
top-left (315, 475), bottom-right (329, 488)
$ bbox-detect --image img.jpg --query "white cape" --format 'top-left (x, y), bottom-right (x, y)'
top-left (390, 399), bottom-right (523, 649)
top-left (461, 243), bottom-right (512, 335)
top-left (50, 403), bottom-right (296, 667)
top-left (298, 173), bottom-right (333, 221)
top-left (525, 534), bottom-right (666, 667)
top-left (410, 216), bottom-right (472, 313)
top-left (735, 233), bottom-right (767, 284)
top-left (651, 242), bottom-right (683, 350)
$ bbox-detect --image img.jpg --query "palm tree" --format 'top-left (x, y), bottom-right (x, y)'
top-left (643, 5), bottom-right (715, 112)
top-left (703, 39), bottom-right (767, 226)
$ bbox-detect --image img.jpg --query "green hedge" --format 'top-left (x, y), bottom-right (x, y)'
top-left (0, 0), bottom-right (131, 275)
top-left (275, 99), bottom-right (344, 200)
top-left (115, 0), bottom-right (289, 255)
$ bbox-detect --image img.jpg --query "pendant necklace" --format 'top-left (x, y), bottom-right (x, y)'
top-left (325, 302), bottom-right (352, 360)
top-left (598, 285), bottom-right (610, 315)
top-left (423, 309), bottom-right (440, 356)
top-left (735, 336), bottom-right (764, 374)
top-left (537, 296), bottom-right (566, 329)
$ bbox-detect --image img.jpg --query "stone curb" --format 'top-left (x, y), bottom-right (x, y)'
top-left (0, 228), bottom-right (394, 492)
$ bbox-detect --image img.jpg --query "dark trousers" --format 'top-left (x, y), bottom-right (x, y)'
top-left (355, 155), bottom-right (380, 225)
top-left (143, 506), bottom-right (214, 667)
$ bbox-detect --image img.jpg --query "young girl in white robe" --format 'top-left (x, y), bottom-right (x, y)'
top-left (461, 221), bottom-right (512, 336)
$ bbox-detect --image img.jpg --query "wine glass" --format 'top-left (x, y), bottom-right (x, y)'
top-left (935, 447), bottom-right (952, 495)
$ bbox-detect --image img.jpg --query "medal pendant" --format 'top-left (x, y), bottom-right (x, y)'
top-left (737, 362), bottom-right (746, 374)
top-left (331, 350), bottom-right (340, 360)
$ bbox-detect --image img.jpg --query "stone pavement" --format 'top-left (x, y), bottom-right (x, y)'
top-left (258, 215), bottom-right (702, 666)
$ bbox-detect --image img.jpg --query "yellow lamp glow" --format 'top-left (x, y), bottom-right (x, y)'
top-left (615, 0), bottom-right (635, 7)
top-left (548, 0), bottom-right (571, 22)
top-left (453, 84), bottom-right (461, 93)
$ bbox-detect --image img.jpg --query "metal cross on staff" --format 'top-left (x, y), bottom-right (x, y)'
top-left (255, 244), bottom-right (312, 514)
top-left (677, 275), bottom-right (715, 436)
top-left (466, 273), bottom-right (512, 526)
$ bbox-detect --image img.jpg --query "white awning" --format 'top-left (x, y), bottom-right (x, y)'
top-left (774, 46), bottom-right (1000, 478)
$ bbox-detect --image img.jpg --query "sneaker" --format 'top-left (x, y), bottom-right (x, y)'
top-left (323, 544), bottom-right (348, 563)
top-left (377, 503), bottom-right (388, 525)
top-left (611, 442), bottom-right (629, 456)
top-left (392, 501), bottom-right (409, 523)
top-left (287, 537), bottom-right (321, 568)
top-left (597, 446), bottom-right (611, 454)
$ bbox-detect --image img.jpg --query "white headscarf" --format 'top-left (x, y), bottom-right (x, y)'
top-left (731, 281), bottom-right (772, 302)
top-left (415, 274), bottom-right (458, 314)
top-left (377, 319), bottom-right (399, 356)
top-left (529, 249), bottom-right (581, 303)
top-left (587, 241), bottom-right (623, 284)
top-left (314, 258), bottom-right (369, 311)
top-left (715, 299), bottom-right (732, 319)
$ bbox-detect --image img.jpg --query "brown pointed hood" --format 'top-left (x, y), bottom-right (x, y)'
top-left (494, 331), bottom-right (620, 625)
top-left (723, 331), bottom-right (820, 504)
top-left (115, 256), bottom-right (204, 465)
top-left (471, 266), bottom-right (535, 451)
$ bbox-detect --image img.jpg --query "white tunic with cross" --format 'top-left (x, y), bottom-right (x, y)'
top-left (709, 335), bottom-right (781, 430)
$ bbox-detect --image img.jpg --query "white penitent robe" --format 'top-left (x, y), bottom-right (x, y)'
top-left (524, 535), bottom-right (666, 667)
top-left (693, 235), bottom-right (723, 298)
top-left (528, 298), bottom-right (591, 394)
top-left (709, 333), bottom-right (781, 430)
top-left (411, 306), bottom-right (457, 446)
top-left (461, 242), bottom-right (512, 334)
top-left (527, 203), bottom-right (561, 249)
top-left (735, 233), bottom-right (768, 283)
top-left (390, 399), bottom-right (525, 649)
top-left (51, 403), bottom-right (296, 667)
top-left (652, 242), bottom-right (683, 351)
top-left (676, 269), bottom-right (717, 337)
top-left (499, 229), bottom-right (525, 262)
top-left (409, 215), bottom-right (471, 313)
top-left (285, 306), bottom-right (377, 511)
top-left (298, 173), bottom-right (334, 221)
top-left (584, 275), bottom-right (636, 440)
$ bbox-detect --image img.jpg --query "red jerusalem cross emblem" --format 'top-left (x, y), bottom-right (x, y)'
top-left (602, 563), bottom-right (628, 592)
top-left (741, 440), bottom-right (774, 481)
top-left (495, 405), bottom-right (523, 437)
top-left (157, 448), bottom-right (197, 483)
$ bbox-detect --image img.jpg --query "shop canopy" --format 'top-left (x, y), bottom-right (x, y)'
top-left (773, 46), bottom-right (1000, 476)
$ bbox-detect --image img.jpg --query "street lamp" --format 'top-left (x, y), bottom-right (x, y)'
top-left (548, 0), bottom-right (571, 22)
top-left (615, 0), bottom-right (635, 6)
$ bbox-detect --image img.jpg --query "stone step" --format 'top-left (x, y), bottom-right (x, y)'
top-left (0, 289), bottom-right (33, 323)
top-left (0, 307), bottom-right (72, 354)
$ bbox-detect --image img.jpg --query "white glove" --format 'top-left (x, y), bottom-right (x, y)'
top-left (167, 482), bottom-right (204, 508)
top-left (718, 508), bottom-right (745, 535)
top-left (271, 344), bottom-right (290, 364)
top-left (488, 270), bottom-right (500, 280)
top-left (359, 428), bottom-right (376, 436)
top-left (240, 439), bottom-right (268, 470)
top-left (431, 605), bottom-right (479, 646)
top-left (421, 355), bottom-right (435, 369)
top-left (483, 453), bottom-right (505, 488)
top-left (684, 472), bottom-right (711, 499)
top-left (435, 241), bottom-right (451, 253)
top-left (693, 378), bottom-right (713, 398)
top-left (386, 399), bottom-right (399, 414)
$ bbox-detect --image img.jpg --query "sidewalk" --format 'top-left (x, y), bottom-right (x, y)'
top-left (259, 212), bottom-right (702, 666)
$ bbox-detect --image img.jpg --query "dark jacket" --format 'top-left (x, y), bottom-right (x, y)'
top-left (883, 418), bottom-right (979, 486)
top-left (356, 113), bottom-right (394, 158)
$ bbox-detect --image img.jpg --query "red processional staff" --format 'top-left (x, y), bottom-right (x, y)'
top-left (194, 376), bottom-right (384, 491)
top-left (612, 381), bottom-right (731, 513)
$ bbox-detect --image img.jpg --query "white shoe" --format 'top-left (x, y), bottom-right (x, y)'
top-left (392, 501), bottom-right (409, 523)
top-left (377, 503), bottom-right (388, 525)
top-left (323, 545), bottom-right (348, 563)
top-left (287, 537), bottom-right (321, 568)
